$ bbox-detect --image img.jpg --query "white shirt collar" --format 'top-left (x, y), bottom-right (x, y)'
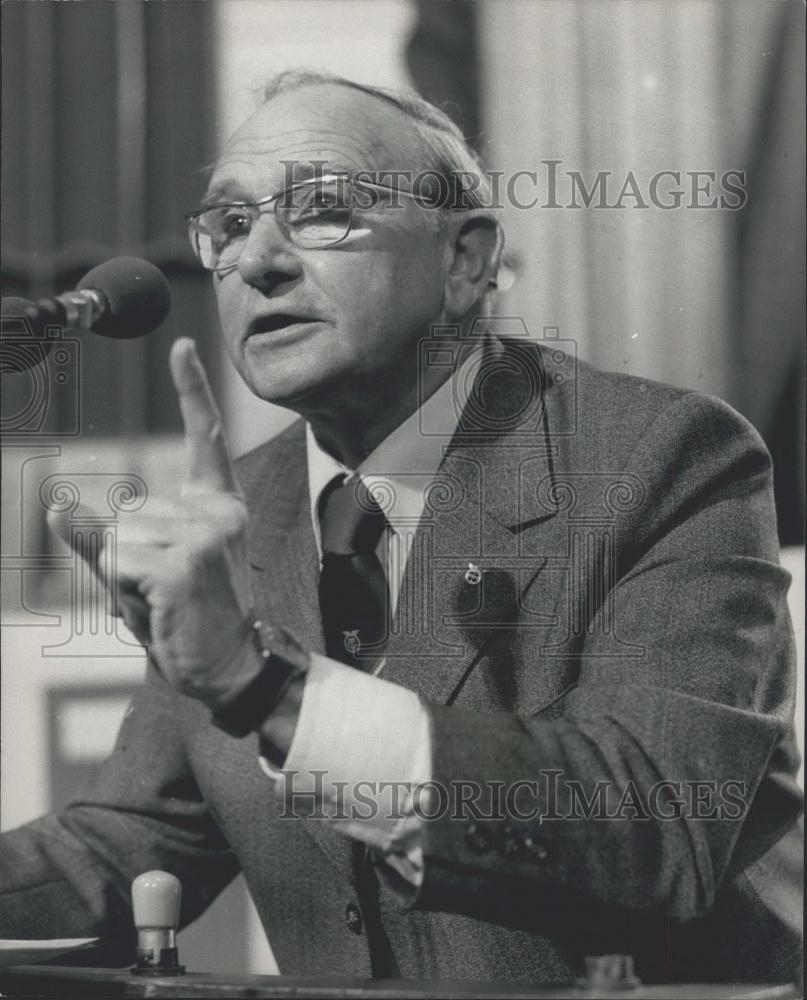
top-left (306, 345), bottom-right (489, 552)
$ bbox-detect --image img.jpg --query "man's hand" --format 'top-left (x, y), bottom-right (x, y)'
top-left (48, 338), bottom-right (259, 709)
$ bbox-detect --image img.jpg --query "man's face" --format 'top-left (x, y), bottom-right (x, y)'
top-left (207, 84), bottom-right (449, 411)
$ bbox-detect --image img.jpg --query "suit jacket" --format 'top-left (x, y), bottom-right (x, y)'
top-left (0, 339), bottom-right (802, 986)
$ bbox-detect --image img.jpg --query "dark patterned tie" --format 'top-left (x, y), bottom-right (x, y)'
top-left (318, 475), bottom-right (390, 670)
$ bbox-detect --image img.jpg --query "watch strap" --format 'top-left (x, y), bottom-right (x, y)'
top-left (211, 618), bottom-right (308, 738)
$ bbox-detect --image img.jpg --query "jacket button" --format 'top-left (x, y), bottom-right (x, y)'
top-left (523, 834), bottom-right (550, 862)
top-left (344, 902), bottom-right (363, 935)
top-left (465, 822), bottom-right (493, 853)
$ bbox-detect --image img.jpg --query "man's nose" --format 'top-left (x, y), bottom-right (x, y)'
top-left (237, 215), bottom-right (303, 292)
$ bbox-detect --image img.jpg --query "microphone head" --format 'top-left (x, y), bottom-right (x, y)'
top-left (77, 256), bottom-right (171, 339)
top-left (1, 296), bottom-right (54, 371)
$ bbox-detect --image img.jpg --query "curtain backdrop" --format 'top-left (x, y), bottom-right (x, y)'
top-left (480, 0), bottom-right (804, 543)
top-left (1, 0), bottom-right (219, 436)
top-left (406, 0), bottom-right (481, 143)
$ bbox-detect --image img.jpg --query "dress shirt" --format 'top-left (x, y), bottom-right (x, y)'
top-left (259, 344), bottom-right (490, 885)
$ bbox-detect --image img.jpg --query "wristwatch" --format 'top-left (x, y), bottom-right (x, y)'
top-left (211, 617), bottom-right (309, 739)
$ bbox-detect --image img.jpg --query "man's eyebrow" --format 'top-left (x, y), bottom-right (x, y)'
top-left (200, 181), bottom-right (251, 208)
top-left (283, 161), bottom-right (359, 182)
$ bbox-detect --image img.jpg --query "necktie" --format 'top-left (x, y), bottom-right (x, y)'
top-left (318, 475), bottom-right (390, 670)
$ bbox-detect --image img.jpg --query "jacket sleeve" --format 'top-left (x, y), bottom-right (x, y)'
top-left (409, 392), bottom-right (800, 924)
top-left (0, 661), bottom-right (238, 960)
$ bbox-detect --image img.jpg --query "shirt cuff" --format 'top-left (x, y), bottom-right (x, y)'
top-left (258, 653), bottom-right (431, 884)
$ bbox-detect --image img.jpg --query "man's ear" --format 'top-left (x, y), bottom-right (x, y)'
top-left (443, 212), bottom-right (504, 320)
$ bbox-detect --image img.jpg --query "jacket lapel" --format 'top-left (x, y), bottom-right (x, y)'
top-left (243, 426), bottom-right (353, 875)
top-left (243, 338), bottom-right (568, 712)
top-left (381, 334), bottom-right (572, 706)
top-left (380, 432), bottom-right (559, 706)
top-left (245, 423), bottom-right (325, 657)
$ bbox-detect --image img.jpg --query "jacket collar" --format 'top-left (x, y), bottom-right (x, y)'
top-left (303, 343), bottom-right (492, 557)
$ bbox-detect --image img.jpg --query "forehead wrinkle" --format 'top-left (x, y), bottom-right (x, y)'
top-left (321, 106), bottom-right (431, 176)
top-left (222, 131), bottom-right (381, 171)
top-left (209, 150), bottom-right (369, 202)
top-left (224, 93), bottom-right (429, 174)
top-left (209, 85), bottom-right (439, 203)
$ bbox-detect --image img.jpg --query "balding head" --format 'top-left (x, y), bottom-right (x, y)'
top-left (216, 80), bottom-right (434, 192)
top-left (257, 69), bottom-right (493, 210)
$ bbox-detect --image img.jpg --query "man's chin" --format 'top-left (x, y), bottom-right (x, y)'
top-left (238, 329), bottom-right (343, 404)
top-left (241, 366), bottom-right (341, 412)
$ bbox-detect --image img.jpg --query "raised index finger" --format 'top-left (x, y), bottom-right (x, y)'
top-left (169, 337), bottom-right (238, 494)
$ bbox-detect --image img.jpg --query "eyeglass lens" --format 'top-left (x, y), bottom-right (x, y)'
top-left (190, 178), bottom-right (353, 270)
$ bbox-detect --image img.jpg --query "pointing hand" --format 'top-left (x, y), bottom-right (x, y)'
top-left (48, 338), bottom-right (259, 708)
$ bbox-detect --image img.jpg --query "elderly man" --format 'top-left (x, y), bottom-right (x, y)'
top-left (0, 71), bottom-right (802, 987)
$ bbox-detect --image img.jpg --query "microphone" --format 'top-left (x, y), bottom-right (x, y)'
top-left (12, 257), bottom-right (171, 341)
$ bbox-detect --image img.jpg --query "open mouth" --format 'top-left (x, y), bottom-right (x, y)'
top-left (248, 314), bottom-right (320, 337)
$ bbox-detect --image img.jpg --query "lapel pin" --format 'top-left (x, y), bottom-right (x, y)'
top-left (343, 629), bottom-right (361, 656)
top-left (464, 563), bottom-right (483, 586)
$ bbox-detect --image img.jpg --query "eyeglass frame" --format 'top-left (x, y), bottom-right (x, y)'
top-left (185, 172), bottom-right (453, 273)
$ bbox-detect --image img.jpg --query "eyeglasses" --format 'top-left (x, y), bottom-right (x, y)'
top-left (186, 174), bottom-right (438, 273)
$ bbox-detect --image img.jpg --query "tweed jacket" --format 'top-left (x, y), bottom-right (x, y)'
top-left (0, 338), bottom-right (802, 986)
